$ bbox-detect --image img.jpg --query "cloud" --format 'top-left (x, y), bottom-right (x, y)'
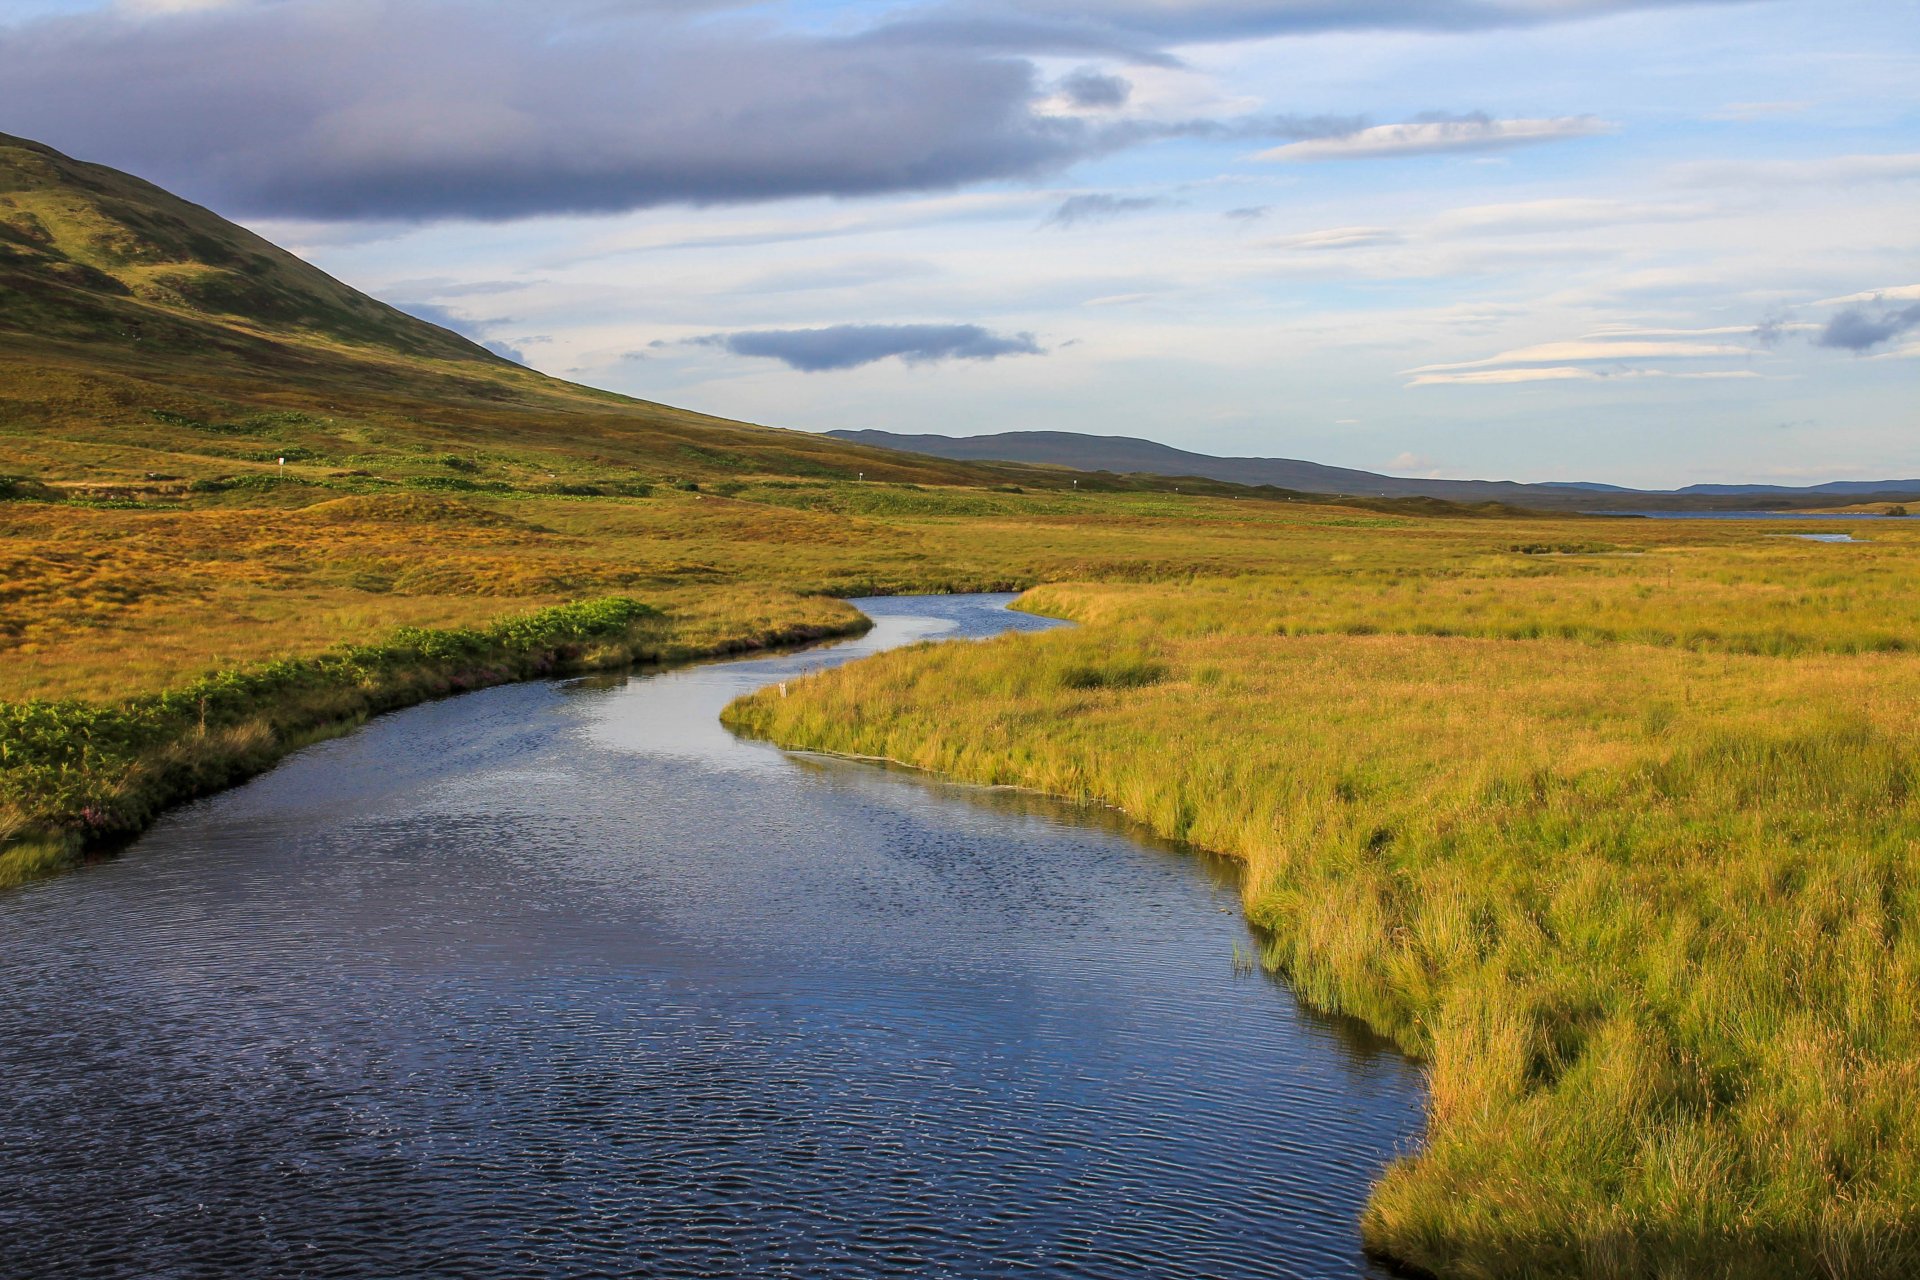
top-left (1268, 226), bottom-right (1401, 251)
top-left (0, 1), bottom-right (1095, 220)
top-left (1816, 284), bottom-right (1920, 306)
top-left (1590, 324), bottom-right (1794, 338)
top-left (1044, 192), bottom-right (1164, 227)
top-left (1408, 366), bottom-right (1762, 387)
top-left (865, 1), bottom-right (1754, 60)
top-left (1409, 366), bottom-right (1601, 386)
top-left (1431, 197), bottom-right (1711, 235)
top-left (0, 0), bottom-right (1724, 223)
top-left (1409, 339), bottom-right (1749, 373)
top-left (1058, 68), bottom-right (1130, 109)
top-left (1257, 114), bottom-right (1615, 162)
top-left (1223, 205), bottom-right (1270, 220)
top-left (1403, 325), bottom-right (1774, 386)
top-left (1816, 302), bottom-right (1920, 352)
top-left (689, 323), bottom-right (1045, 371)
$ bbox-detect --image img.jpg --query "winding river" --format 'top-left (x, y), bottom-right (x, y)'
top-left (0, 594), bottom-right (1423, 1279)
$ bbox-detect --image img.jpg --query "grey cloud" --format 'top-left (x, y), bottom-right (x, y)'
top-left (1059, 68), bottom-right (1131, 108)
top-left (1110, 112), bottom-right (1368, 145)
top-left (0, 2), bottom-right (1090, 220)
top-left (1751, 312), bottom-right (1793, 348)
top-left (1817, 302), bottom-right (1920, 352)
top-left (1224, 206), bottom-right (1271, 220)
top-left (690, 323), bottom-right (1045, 371)
top-left (0, 0), bottom-right (1734, 224)
top-left (1044, 193), bottom-right (1164, 228)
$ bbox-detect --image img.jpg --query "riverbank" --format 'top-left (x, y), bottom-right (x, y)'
top-left (0, 589), bottom-right (869, 888)
top-left (724, 576), bottom-right (1920, 1279)
top-left (0, 593), bottom-right (1423, 1279)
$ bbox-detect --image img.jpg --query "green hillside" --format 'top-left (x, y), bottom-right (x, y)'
top-left (0, 131), bottom-right (1060, 495)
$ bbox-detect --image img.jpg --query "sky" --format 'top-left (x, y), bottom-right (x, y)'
top-left (1, 0), bottom-right (1916, 486)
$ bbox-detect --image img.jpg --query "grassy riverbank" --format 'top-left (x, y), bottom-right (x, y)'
top-left (0, 588), bottom-right (866, 887)
top-left (725, 535), bottom-right (1920, 1278)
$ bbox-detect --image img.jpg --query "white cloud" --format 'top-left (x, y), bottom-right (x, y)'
top-left (1409, 367), bottom-right (1764, 387)
top-left (1407, 366), bottom-right (1600, 386)
top-left (1409, 339), bottom-right (1751, 374)
top-left (1385, 451), bottom-right (1444, 475)
top-left (1266, 226), bottom-right (1401, 251)
top-left (1816, 284), bottom-right (1920, 306)
top-left (1256, 116), bottom-right (1615, 163)
top-left (1431, 197), bottom-right (1712, 235)
top-left (1586, 324), bottom-right (1810, 338)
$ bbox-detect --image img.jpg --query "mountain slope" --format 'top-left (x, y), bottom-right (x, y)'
top-left (0, 132), bottom-right (1043, 492)
top-left (829, 429), bottom-right (1920, 510)
top-left (0, 131), bottom-right (493, 363)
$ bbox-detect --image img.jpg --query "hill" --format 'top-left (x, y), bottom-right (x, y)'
top-left (0, 131), bottom-right (1058, 494)
top-left (828, 429), bottom-right (1920, 511)
top-left (3, 129), bottom-right (1483, 709)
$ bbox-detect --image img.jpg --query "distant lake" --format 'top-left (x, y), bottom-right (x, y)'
top-left (0, 594), bottom-right (1424, 1280)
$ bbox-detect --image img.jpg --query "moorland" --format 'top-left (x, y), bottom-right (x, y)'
top-left (4, 129), bottom-right (1916, 1278)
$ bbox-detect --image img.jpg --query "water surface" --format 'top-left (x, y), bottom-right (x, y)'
top-left (0, 594), bottom-right (1424, 1279)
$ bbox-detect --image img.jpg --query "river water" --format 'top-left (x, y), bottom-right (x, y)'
top-left (0, 594), bottom-right (1424, 1279)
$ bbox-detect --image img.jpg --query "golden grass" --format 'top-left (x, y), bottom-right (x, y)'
top-left (726, 535), bottom-right (1920, 1279)
top-left (10, 126), bottom-right (1919, 1275)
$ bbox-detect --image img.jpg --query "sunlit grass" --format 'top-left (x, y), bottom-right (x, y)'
top-left (727, 561), bottom-right (1920, 1278)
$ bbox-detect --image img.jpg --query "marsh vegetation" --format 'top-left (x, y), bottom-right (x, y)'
top-left (726, 528), bottom-right (1920, 1279)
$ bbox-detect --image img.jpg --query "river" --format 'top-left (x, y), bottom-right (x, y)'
top-left (0, 594), bottom-right (1424, 1279)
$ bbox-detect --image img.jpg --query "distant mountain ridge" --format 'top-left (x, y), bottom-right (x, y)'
top-left (827, 430), bottom-right (1920, 510)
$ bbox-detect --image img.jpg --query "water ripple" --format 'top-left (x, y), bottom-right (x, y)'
top-left (0, 595), bottom-right (1424, 1279)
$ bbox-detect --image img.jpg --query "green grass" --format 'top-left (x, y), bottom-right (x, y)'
top-left (0, 591), bottom-right (869, 886)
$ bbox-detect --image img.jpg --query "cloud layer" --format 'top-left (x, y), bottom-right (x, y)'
top-left (867, 0), bottom-right (1751, 58)
top-left (0, 0), bottom-right (1712, 222)
top-left (690, 323), bottom-right (1045, 371)
top-left (0, 2), bottom-right (1089, 220)
top-left (1259, 115), bottom-right (1614, 162)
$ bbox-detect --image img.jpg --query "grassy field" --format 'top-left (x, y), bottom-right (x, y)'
top-left (725, 521), bottom-right (1920, 1279)
top-left (1, 126), bottom-right (1432, 878)
top-left (8, 127), bottom-right (1918, 1276)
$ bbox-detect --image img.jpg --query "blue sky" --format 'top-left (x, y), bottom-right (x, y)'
top-left (2, 0), bottom-right (1916, 485)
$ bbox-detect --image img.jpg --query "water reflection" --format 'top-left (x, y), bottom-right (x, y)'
top-left (0, 594), bottom-right (1424, 1279)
